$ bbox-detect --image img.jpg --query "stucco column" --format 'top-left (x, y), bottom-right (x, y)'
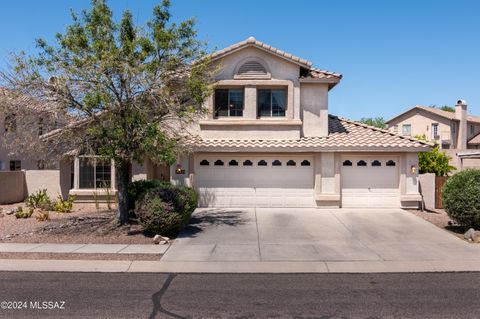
top-left (293, 82), bottom-right (300, 120)
top-left (315, 152), bottom-right (341, 208)
top-left (170, 156), bottom-right (190, 187)
top-left (188, 154), bottom-right (195, 188)
top-left (405, 153), bottom-right (419, 195)
top-left (243, 85), bottom-right (256, 119)
top-left (399, 153), bottom-right (421, 208)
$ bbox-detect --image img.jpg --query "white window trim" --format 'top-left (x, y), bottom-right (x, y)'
top-left (73, 156), bottom-right (116, 190)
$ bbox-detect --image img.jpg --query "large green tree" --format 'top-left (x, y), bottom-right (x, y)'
top-left (359, 117), bottom-right (387, 129)
top-left (0, 0), bottom-right (213, 224)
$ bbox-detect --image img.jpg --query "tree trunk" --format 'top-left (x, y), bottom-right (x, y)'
top-left (116, 159), bottom-right (130, 225)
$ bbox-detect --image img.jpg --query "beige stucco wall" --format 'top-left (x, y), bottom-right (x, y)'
top-left (170, 155), bottom-right (191, 187)
top-left (25, 170), bottom-right (62, 200)
top-left (131, 161), bottom-right (148, 181)
top-left (199, 121), bottom-right (301, 140)
top-left (0, 171), bottom-right (26, 204)
top-left (388, 109), bottom-right (455, 148)
top-left (199, 46), bottom-right (330, 140)
top-left (462, 158), bottom-right (480, 169)
top-left (301, 83), bottom-right (329, 137)
top-left (418, 173), bottom-right (435, 211)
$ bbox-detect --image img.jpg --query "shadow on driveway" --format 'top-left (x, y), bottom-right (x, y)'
top-left (180, 209), bottom-right (248, 238)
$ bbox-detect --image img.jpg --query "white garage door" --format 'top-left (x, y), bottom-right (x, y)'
top-left (196, 156), bottom-right (314, 207)
top-left (341, 157), bottom-right (400, 208)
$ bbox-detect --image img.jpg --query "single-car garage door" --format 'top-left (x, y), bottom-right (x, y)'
top-left (196, 156), bottom-right (314, 207)
top-left (341, 156), bottom-right (400, 208)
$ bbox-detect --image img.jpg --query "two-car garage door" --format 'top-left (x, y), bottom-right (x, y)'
top-left (195, 155), bottom-right (401, 208)
top-left (196, 156), bottom-right (314, 207)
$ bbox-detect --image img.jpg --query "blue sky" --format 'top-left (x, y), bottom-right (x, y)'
top-left (0, 0), bottom-right (479, 120)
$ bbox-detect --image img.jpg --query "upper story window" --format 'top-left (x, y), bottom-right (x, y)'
top-left (470, 124), bottom-right (475, 135)
top-left (402, 124), bottom-right (411, 136)
top-left (4, 114), bottom-right (16, 133)
top-left (214, 89), bottom-right (244, 117)
top-left (257, 89), bottom-right (286, 117)
top-left (431, 123), bottom-right (439, 139)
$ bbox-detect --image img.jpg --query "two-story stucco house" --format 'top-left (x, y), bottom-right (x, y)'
top-left (386, 101), bottom-right (480, 169)
top-left (167, 37), bottom-right (430, 209)
top-left (33, 37), bottom-right (431, 209)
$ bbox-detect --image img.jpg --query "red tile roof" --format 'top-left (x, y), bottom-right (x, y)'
top-left (191, 115), bottom-right (432, 152)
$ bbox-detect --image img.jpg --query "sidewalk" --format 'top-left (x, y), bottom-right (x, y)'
top-left (1, 259), bottom-right (480, 273)
top-left (0, 244), bottom-right (479, 273)
top-left (0, 243), bottom-right (168, 255)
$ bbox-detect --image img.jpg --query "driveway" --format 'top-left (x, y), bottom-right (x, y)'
top-left (162, 208), bottom-right (480, 263)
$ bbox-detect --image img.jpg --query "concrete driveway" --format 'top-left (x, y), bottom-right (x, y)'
top-left (162, 208), bottom-right (480, 263)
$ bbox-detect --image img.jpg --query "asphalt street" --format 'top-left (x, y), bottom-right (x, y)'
top-left (0, 272), bottom-right (479, 318)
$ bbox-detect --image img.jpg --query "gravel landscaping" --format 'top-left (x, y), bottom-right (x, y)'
top-left (408, 209), bottom-right (480, 243)
top-left (0, 202), bottom-right (156, 244)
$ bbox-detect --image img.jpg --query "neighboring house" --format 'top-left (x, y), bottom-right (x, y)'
top-left (0, 88), bottom-right (66, 171)
top-left (39, 37), bottom-right (431, 208)
top-left (386, 102), bottom-right (480, 169)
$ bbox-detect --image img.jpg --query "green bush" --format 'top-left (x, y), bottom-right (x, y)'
top-left (442, 169), bottom-right (480, 227)
top-left (419, 145), bottom-right (456, 176)
top-left (134, 184), bottom-right (198, 236)
top-left (128, 179), bottom-right (166, 212)
top-left (15, 207), bottom-right (33, 219)
top-left (25, 189), bottom-right (54, 211)
top-left (54, 195), bottom-right (76, 213)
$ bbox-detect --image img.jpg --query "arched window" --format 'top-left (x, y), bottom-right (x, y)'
top-left (258, 160), bottom-right (268, 166)
top-left (286, 160), bottom-right (296, 166)
top-left (214, 160), bottom-right (224, 166)
top-left (229, 160), bottom-right (239, 166)
top-left (272, 160), bottom-right (282, 166)
top-left (371, 160), bottom-right (382, 167)
top-left (342, 160), bottom-right (353, 166)
top-left (200, 160), bottom-right (210, 166)
top-left (386, 160), bottom-right (396, 167)
top-left (243, 160), bottom-right (253, 166)
top-left (357, 160), bottom-right (367, 167)
top-left (301, 160), bottom-right (311, 166)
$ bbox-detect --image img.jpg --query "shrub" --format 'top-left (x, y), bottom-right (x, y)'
top-left (135, 184), bottom-right (198, 236)
top-left (25, 189), bottom-right (54, 211)
top-left (176, 186), bottom-right (199, 224)
top-left (442, 169), bottom-right (480, 228)
top-left (54, 195), bottom-right (76, 213)
top-left (419, 145), bottom-right (456, 176)
top-left (35, 210), bottom-right (50, 221)
top-left (15, 207), bottom-right (33, 219)
top-left (128, 179), bottom-right (166, 212)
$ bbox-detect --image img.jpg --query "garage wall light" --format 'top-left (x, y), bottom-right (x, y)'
top-left (410, 165), bottom-right (417, 174)
top-left (175, 164), bottom-right (185, 175)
